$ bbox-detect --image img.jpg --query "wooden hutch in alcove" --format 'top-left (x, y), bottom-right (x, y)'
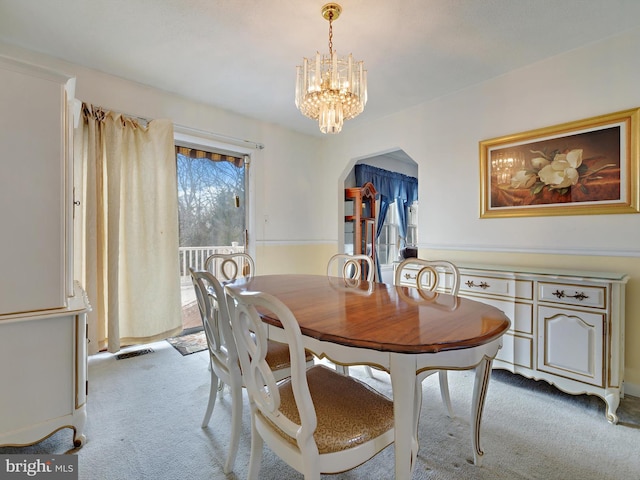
top-left (344, 182), bottom-right (377, 280)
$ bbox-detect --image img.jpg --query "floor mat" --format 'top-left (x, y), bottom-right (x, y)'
top-left (166, 330), bottom-right (206, 356)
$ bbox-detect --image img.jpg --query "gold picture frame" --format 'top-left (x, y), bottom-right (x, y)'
top-left (479, 108), bottom-right (640, 218)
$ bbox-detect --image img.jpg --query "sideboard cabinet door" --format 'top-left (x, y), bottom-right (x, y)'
top-left (537, 305), bottom-right (604, 387)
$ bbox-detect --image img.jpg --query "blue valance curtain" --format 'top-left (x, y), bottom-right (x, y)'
top-left (354, 164), bottom-right (418, 279)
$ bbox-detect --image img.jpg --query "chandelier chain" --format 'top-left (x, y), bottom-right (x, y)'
top-left (328, 11), bottom-right (334, 56)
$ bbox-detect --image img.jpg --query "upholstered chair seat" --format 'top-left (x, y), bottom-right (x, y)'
top-left (266, 339), bottom-right (314, 370)
top-left (264, 364), bottom-right (394, 454)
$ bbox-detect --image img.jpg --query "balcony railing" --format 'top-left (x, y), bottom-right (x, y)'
top-left (178, 245), bottom-right (244, 284)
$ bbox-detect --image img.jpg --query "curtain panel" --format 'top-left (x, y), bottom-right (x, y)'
top-left (355, 163), bottom-right (418, 208)
top-left (75, 104), bottom-right (182, 353)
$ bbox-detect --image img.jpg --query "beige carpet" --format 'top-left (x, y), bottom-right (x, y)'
top-left (2, 340), bottom-right (639, 479)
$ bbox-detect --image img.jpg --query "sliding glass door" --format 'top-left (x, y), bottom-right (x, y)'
top-left (175, 145), bottom-right (249, 330)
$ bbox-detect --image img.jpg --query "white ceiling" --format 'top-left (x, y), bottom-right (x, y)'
top-left (1, 0), bottom-right (640, 137)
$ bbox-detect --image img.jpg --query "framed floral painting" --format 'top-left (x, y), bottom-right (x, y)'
top-left (479, 108), bottom-right (640, 218)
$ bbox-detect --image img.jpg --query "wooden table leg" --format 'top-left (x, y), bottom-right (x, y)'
top-left (471, 356), bottom-right (493, 466)
top-left (390, 353), bottom-right (418, 479)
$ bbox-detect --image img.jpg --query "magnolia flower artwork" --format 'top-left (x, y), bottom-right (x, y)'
top-left (508, 147), bottom-right (616, 196)
top-left (479, 109), bottom-right (639, 218)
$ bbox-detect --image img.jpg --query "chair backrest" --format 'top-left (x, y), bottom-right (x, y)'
top-left (394, 258), bottom-right (460, 295)
top-left (189, 268), bottom-right (240, 380)
top-left (326, 253), bottom-right (374, 282)
top-left (204, 252), bottom-right (255, 282)
top-left (225, 287), bottom-right (317, 458)
top-left (395, 282), bottom-right (461, 311)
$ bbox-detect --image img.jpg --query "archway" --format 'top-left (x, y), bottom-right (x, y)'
top-left (341, 149), bottom-right (418, 283)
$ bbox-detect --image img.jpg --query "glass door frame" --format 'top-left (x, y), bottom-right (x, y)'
top-left (174, 130), bottom-right (254, 257)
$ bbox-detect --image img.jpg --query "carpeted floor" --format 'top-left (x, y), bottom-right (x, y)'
top-left (2, 340), bottom-right (639, 479)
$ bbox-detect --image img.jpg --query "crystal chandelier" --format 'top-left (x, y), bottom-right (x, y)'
top-left (295, 3), bottom-right (367, 134)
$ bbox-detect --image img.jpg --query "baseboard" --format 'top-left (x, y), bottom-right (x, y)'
top-left (625, 381), bottom-right (640, 398)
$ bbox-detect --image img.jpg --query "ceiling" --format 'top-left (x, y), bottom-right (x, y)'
top-left (1, 0), bottom-right (640, 137)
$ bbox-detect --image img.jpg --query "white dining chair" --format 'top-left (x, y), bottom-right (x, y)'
top-left (189, 268), bottom-right (313, 474)
top-left (326, 253), bottom-right (375, 282)
top-left (204, 252), bottom-right (255, 282)
top-left (395, 258), bottom-right (460, 296)
top-left (395, 258), bottom-right (461, 418)
top-left (326, 253), bottom-right (375, 376)
top-left (225, 286), bottom-right (395, 480)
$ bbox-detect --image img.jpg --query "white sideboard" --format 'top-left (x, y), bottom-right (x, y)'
top-left (0, 56), bottom-right (90, 447)
top-left (394, 261), bottom-right (628, 423)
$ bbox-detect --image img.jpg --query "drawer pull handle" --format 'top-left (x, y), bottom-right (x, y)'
top-left (404, 273), bottom-right (417, 280)
top-left (466, 280), bottom-right (490, 289)
top-left (552, 289), bottom-right (589, 301)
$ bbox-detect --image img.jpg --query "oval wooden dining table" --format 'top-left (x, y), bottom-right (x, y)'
top-left (226, 274), bottom-right (511, 479)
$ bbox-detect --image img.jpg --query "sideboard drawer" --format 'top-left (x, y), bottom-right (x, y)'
top-left (459, 274), bottom-right (533, 300)
top-left (464, 296), bottom-right (533, 334)
top-left (496, 333), bottom-right (532, 369)
top-left (538, 282), bottom-right (606, 308)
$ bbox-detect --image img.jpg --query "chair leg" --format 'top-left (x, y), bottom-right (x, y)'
top-left (223, 381), bottom-right (243, 474)
top-left (247, 417), bottom-right (264, 480)
top-left (412, 378), bottom-right (423, 464)
top-left (201, 368), bottom-right (219, 427)
top-left (301, 459), bottom-right (322, 479)
top-left (438, 371), bottom-right (455, 418)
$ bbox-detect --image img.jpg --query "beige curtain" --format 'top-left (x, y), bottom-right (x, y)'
top-left (75, 104), bottom-right (182, 354)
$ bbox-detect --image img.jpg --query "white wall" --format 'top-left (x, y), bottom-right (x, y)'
top-left (324, 27), bottom-right (640, 256)
top-left (0, 42), bottom-right (324, 249)
top-left (5, 28), bottom-right (639, 261)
